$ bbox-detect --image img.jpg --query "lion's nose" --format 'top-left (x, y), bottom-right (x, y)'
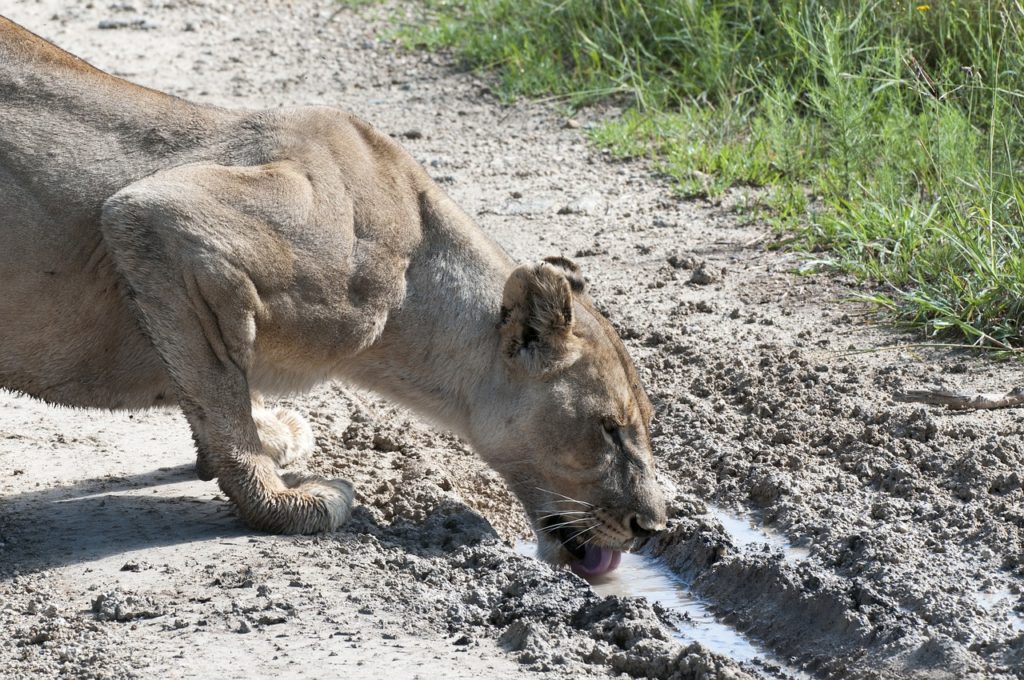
top-left (626, 513), bottom-right (665, 539)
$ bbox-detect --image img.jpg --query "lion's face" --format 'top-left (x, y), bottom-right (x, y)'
top-left (471, 257), bottom-right (666, 570)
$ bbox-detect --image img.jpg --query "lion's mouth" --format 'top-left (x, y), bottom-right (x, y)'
top-left (540, 514), bottom-right (622, 577)
top-left (540, 514), bottom-right (589, 560)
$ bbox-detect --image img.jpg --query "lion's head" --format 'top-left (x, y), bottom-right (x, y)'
top-left (471, 256), bottom-right (667, 575)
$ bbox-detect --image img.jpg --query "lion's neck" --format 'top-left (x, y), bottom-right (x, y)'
top-left (338, 189), bottom-right (513, 438)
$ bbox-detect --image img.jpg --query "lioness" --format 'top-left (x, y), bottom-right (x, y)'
top-left (0, 17), bottom-right (665, 575)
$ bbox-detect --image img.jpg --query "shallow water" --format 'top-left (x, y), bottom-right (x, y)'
top-left (706, 507), bottom-right (1024, 640)
top-left (972, 586), bottom-right (1024, 634)
top-left (514, 540), bottom-right (812, 678)
top-left (586, 551), bottom-right (780, 665)
top-left (706, 505), bottom-right (812, 563)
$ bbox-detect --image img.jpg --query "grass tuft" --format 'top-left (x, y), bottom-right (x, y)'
top-left (396, 0), bottom-right (1024, 351)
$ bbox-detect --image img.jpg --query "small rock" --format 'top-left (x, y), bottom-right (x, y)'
top-left (498, 621), bottom-right (543, 653)
top-left (91, 590), bottom-right (163, 622)
top-left (574, 246), bottom-right (608, 257)
top-left (372, 433), bottom-right (401, 452)
top-left (27, 631), bottom-right (51, 645)
top-left (257, 615), bottom-right (287, 626)
top-left (97, 18), bottom-right (160, 30)
top-left (401, 129), bottom-right (423, 140)
top-left (495, 198), bottom-right (553, 216)
top-left (558, 192), bottom-right (603, 216)
top-left (688, 265), bottom-right (720, 285)
top-left (667, 253), bottom-right (699, 270)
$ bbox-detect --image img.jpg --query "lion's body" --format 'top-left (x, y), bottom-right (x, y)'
top-left (2, 18), bottom-right (182, 407)
top-left (0, 16), bottom-right (664, 557)
top-left (1, 18), bottom-right (451, 409)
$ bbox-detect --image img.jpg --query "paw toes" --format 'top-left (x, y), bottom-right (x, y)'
top-left (279, 472), bottom-right (354, 531)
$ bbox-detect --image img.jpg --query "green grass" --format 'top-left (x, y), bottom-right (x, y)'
top-left (390, 0), bottom-right (1024, 352)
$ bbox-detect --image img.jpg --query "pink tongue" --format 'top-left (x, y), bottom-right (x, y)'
top-left (570, 545), bottom-right (622, 578)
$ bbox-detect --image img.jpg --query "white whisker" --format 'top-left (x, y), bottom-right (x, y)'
top-left (534, 487), bottom-right (593, 508)
top-left (565, 524), bottom-right (598, 544)
top-left (537, 511), bottom-right (589, 521)
top-left (541, 518), bottom-right (591, 533)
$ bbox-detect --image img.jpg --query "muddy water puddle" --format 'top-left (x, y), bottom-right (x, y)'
top-left (972, 586), bottom-right (1024, 634)
top-left (515, 540), bottom-right (812, 678)
top-left (707, 505), bottom-right (811, 563)
top-left (708, 507), bottom-right (1024, 639)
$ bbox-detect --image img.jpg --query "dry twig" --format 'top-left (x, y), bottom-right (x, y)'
top-left (893, 387), bottom-right (1024, 411)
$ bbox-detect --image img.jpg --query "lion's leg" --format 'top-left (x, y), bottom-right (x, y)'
top-left (195, 399), bottom-right (312, 479)
top-left (184, 393), bottom-right (351, 533)
top-left (100, 171), bottom-right (354, 534)
top-left (195, 447), bottom-right (219, 482)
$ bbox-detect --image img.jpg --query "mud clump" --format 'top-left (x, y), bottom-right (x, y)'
top-left (91, 589), bottom-right (164, 622)
top-left (689, 265), bottom-right (721, 286)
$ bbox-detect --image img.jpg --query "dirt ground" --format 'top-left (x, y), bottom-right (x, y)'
top-left (2, 1), bottom-right (1023, 678)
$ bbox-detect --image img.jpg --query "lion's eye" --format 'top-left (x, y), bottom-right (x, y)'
top-left (602, 419), bottom-right (624, 450)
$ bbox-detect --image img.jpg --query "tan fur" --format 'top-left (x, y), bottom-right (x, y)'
top-left (0, 17), bottom-right (665, 560)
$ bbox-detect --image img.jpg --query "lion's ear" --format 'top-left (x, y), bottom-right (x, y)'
top-left (499, 261), bottom-right (580, 374)
top-left (542, 255), bottom-right (586, 294)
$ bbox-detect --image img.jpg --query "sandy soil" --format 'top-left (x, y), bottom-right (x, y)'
top-left (1, 1), bottom-right (1023, 678)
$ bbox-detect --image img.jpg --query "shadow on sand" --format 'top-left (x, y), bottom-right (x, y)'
top-left (0, 462), bottom-right (500, 577)
top-left (0, 463), bottom-right (249, 575)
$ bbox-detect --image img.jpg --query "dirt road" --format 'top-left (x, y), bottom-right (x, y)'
top-left (1, 1), bottom-right (1022, 678)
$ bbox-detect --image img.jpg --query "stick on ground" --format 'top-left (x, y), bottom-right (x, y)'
top-left (893, 387), bottom-right (1024, 411)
